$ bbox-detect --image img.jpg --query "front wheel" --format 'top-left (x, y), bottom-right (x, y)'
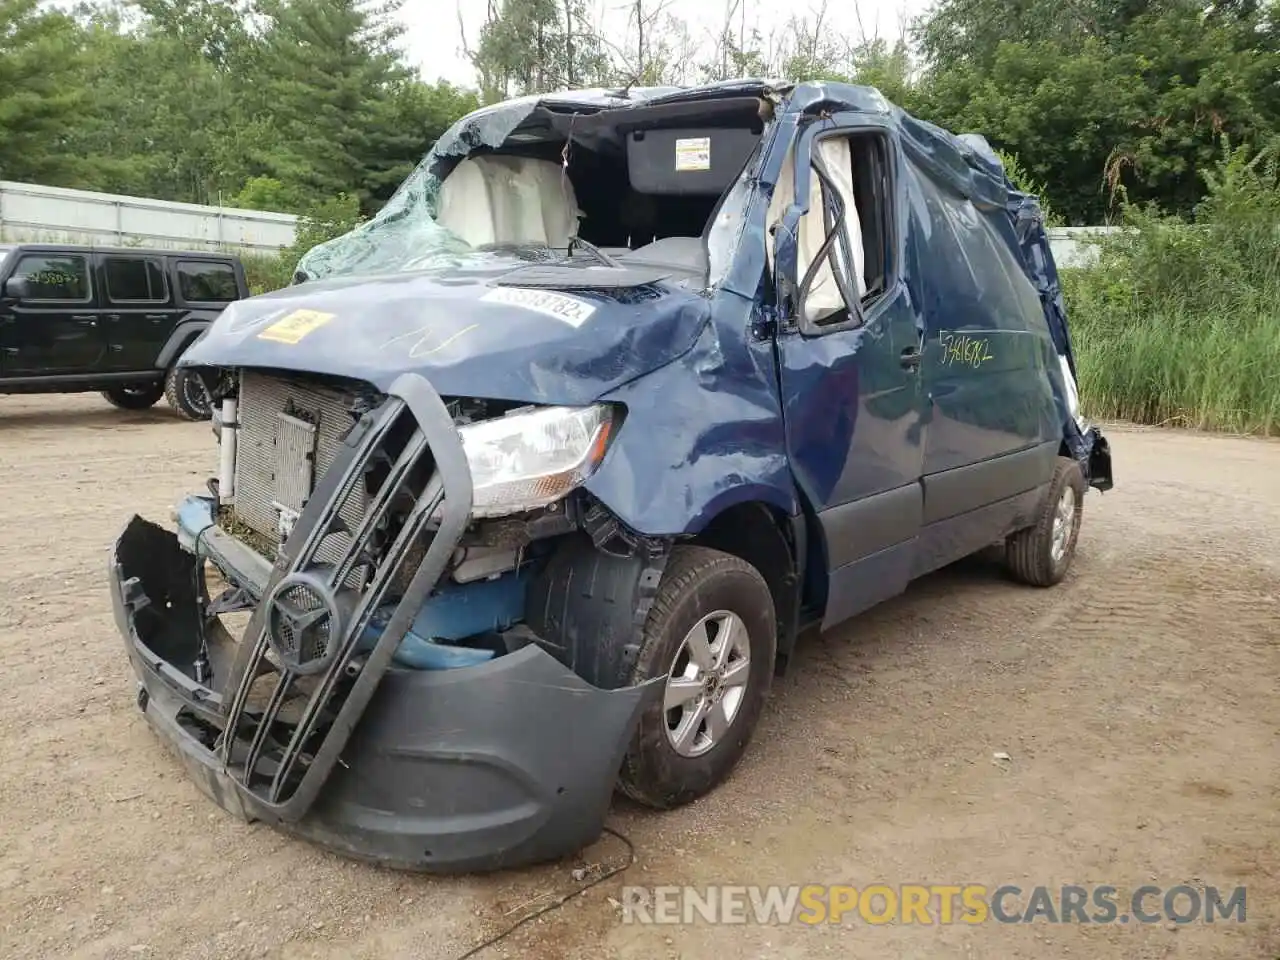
top-left (618, 546), bottom-right (777, 809)
top-left (102, 382), bottom-right (164, 410)
top-left (164, 366), bottom-right (212, 421)
top-left (1005, 456), bottom-right (1086, 587)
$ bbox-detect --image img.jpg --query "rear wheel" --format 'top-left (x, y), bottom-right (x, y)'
top-left (618, 546), bottom-right (776, 809)
top-left (1005, 456), bottom-right (1086, 587)
top-left (164, 365), bottom-right (212, 421)
top-left (102, 382), bottom-right (164, 410)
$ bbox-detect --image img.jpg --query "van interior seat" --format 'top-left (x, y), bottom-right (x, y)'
top-left (436, 155), bottom-right (582, 249)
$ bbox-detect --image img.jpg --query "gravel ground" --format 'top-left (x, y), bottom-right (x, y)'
top-left (1, 394), bottom-right (1277, 960)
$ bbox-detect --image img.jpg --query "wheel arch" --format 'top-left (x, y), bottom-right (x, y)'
top-left (687, 500), bottom-right (805, 674)
top-left (155, 314), bottom-right (219, 370)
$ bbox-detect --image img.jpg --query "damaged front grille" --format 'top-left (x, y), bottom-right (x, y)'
top-left (227, 371), bottom-right (380, 577)
top-left (215, 375), bottom-right (473, 818)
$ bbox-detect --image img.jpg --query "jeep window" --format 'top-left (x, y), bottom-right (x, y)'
top-left (177, 260), bottom-right (237, 302)
top-left (767, 129), bottom-right (894, 330)
top-left (105, 256), bottom-right (168, 303)
top-left (10, 254), bottom-right (91, 301)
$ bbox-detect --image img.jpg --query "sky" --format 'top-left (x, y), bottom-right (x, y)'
top-left (401, 0), bottom-right (931, 88)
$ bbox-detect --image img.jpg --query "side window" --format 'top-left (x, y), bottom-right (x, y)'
top-left (176, 261), bottom-right (238, 303)
top-left (10, 255), bottom-right (91, 301)
top-left (105, 257), bottom-right (168, 303)
top-left (767, 130), bottom-right (894, 330)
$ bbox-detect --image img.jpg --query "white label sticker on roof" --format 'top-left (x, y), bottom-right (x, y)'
top-left (675, 137), bottom-right (711, 172)
top-left (480, 286), bottom-right (597, 328)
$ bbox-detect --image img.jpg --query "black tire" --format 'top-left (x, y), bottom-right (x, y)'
top-left (101, 382), bottom-right (164, 410)
top-left (164, 366), bottom-right (212, 421)
top-left (618, 545), bottom-right (777, 809)
top-left (1005, 456), bottom-right (1086, 587)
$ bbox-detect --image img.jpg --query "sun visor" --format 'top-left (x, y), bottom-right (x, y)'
top-left (627, 127), bottom-right (760, 196)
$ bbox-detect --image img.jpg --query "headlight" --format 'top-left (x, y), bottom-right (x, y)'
top-left (456, 403), bottom-right (616, 518)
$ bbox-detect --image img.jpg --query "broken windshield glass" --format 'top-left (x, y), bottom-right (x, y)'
top-left (294, 98), bottom-right (544, 282)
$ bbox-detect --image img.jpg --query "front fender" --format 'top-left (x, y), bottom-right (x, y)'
top-left (585, 314), bottom-right (797, 536)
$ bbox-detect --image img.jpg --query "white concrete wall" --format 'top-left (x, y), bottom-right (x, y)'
top-left (0, 181), bottom-right (299, 253)
top-left (1046, 226), bottom-right (1121, 269)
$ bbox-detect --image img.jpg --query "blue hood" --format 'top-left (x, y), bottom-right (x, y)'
top-left (181, 265), bottom-right (711, 405)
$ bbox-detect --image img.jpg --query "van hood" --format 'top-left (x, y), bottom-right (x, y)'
top-left (181, 264), bottom-right (711, 405)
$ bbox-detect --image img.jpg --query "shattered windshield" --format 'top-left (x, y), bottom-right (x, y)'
top-left (296, 88), bottom-right (768, 291)
top-left (297, 94), bottom-right (601, 282)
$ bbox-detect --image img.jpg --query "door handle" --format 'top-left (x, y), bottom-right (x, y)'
top-left (145, 314), bottom-right (167, 321)
top-left (72, 315), bottom-right (97, 327)
top-left (900, 345), bottom-right (922, 369)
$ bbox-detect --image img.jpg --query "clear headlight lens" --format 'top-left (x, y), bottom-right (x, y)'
top-left (457, 403), bottom-right (616, 518)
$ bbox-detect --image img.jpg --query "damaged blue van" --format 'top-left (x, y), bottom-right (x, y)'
top-left (108, 79), bottom-right (1113, 873)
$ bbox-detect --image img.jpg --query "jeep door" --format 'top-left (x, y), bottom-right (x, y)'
top-left (769, 118), bottom-right (927, 630)
top-left (0, 251), bottom-right (104, 375)
top-left (97, 253), bottom-right (176, 371)
top-left (0, 245), bottom-right (15, 375)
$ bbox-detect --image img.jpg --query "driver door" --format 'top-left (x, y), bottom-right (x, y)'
top-left (2, 252), bottom-right (103, 375)
top-left (770, 118), bottom-right (927, 629)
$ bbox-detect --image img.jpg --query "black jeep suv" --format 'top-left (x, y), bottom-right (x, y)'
top-left (0, 243), bottom-right (249, 420)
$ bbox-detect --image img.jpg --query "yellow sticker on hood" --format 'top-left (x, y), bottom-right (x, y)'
top-left (257, 308), bottom-right (336, 344)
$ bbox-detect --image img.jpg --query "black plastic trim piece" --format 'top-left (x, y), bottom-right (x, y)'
top-left (922, 440), bottom-right (1058, 525)
top-left (816, 482), bottom-right (923, 570)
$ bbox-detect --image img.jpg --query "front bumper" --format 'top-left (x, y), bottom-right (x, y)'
top-left (112, 516), bottom-right (655, 872)
top-left (108, 372), bottom-right (657, 873)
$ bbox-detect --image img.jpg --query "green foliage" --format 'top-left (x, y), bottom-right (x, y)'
top-left (1, 0), bottom-right (481, 215)
top-left (240, 192), bottom-right (364, 294)
top-left (293, 193), bottom-right (364, 253)
top-left (1063, 143), bottom-right (1280, 435)
top-left (995, 149), bottom-right (1063, 227)
top-left (0, 0), bottom-right (89, 184)
top-left (228, 177), bottom-right (303, 213)
top-left (470, 0), bottom-right (612, 101)
top-left (914, 0), bottom-right (1280, 224)
top-left (243, 0), bottom-right (413, 213)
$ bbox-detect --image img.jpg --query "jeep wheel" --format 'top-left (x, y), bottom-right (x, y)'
top-left (1005, 456), bottom-right (1086, 587)
top-left (102, 383), bottom-right (164, 411)
top-left (164, 366), bottom-right (212, 421)
top-left (619, 546), bottom-right (777, 809)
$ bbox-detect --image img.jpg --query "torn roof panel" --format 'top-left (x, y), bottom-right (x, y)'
top-left (295, 79), bottom-right (1026, 283)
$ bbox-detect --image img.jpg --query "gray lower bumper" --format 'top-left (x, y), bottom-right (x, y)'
top-left (111, 515), bottom-right (657, 873)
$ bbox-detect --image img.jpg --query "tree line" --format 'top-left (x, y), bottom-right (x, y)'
top-left (1, 0), bottom-right (1277, 226)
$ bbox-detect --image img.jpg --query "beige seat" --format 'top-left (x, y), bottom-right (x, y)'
top-left (436, 155), bottom-right (582, 249)
top-left (766, 137), bottom-right (867, 323)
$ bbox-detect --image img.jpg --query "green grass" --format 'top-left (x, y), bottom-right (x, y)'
top-left (1062, 145), bottom-right (1280, 436)
top-left (240, 250), bottom-right (298, 295)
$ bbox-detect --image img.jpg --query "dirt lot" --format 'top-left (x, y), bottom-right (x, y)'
top-left (1, 393), bottom-right (1277, 960)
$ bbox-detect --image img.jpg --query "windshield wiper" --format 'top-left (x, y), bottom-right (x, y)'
top-left (567, 235), bottom-right (622, 268)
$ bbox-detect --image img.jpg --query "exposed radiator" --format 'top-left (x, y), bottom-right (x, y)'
top-left (231, 370), bottom-right (372, 577)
